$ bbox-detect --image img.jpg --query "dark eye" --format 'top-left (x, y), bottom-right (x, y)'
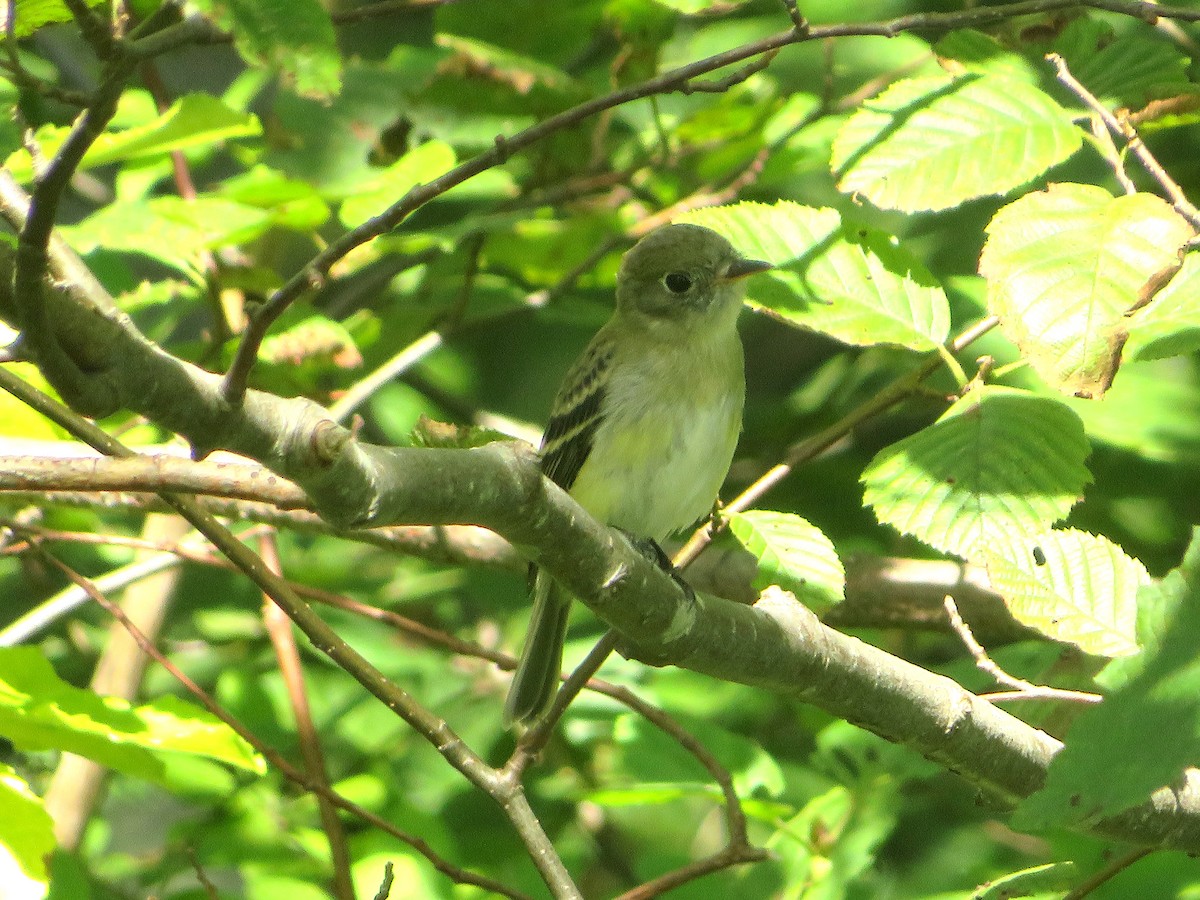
top-left (663, 272), bottom-right (693, 294)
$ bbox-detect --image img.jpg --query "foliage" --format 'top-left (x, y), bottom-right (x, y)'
top-left (2, 1), bottom-right (1200, 899)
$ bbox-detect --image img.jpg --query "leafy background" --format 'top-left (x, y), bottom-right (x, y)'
top-left (3, 0), bottom-right (1200, 898)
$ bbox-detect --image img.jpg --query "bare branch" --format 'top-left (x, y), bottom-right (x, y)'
top-left (1047, 51), bottom-right (1200, 230)
top-left (944, 596), bottom-right (1102, 705)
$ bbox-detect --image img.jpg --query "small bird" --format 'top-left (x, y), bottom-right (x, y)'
top-left (504, 223), bottom-right (771, 726)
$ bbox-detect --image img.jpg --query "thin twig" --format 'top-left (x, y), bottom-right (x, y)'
top-left (1063, 847), bottom-right (1154, 899)
top-left (259, 533), bottom-right (355, 900)
top-left (614, 843), bottom-right (769, 900)
top-left (1088, 115), bottom-right (1138, 195)
top-left (944, 597), bottom-right (1103, 705)
top-left (679, 50), bottom-right (778, 94)
top-left (328, 332), bottom-right (445, 423)
top-left (0, 367), bottom-right (577, 899)
top-left (31, 545), bottom-right (533, 900)
top-left (1047, 51), bottom-right (1200, 229)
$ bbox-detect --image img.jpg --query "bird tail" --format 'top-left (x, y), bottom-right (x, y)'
top-left (504, 568), bottom-right (570, 727)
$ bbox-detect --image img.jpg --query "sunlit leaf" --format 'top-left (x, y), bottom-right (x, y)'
top-left (1126, 251), bottom-right (1200, 361)
top-left (0, 648), bottom-right (265, 784)
top-left (981, 185), bottom-right (1193, 397)
top-left (4, 94), bottom-right (261, 183)
top-left (728, 510), bottom-right (844, 612)
top-left (681, 201), bottom-right (950, 351)
top-left (984, 529), bottom-right (1145, 657)
top-left (1016, 531), bottom-right (1200, 829)
top-left (0, 0), bottom-right (103, 37)
top-left (0, 765), bottom-right (53, 900)
top-left (338, 141), bottom-right (457, 228)
top-left (832, 74), bottom-right (1082, 212)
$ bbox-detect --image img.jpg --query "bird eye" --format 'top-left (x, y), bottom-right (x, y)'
top-left (663, 272), bottom-right (693, 294)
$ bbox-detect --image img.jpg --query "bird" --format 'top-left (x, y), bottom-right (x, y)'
top-left (503, 222), bottom-right (771, 727)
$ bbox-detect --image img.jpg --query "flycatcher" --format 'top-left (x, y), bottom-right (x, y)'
top-left (504, 223), bottom-right (771, 726)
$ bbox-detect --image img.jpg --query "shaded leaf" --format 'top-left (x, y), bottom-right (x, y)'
top-left (861, 387), bottom-right (1091, 560)
top-left (1052, 18), bottom-right (1194, 111)
top-left (193, 0), bottom-right (341, 99)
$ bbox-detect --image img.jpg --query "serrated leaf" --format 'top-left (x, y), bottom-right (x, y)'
top-left (1015, 531), bottom-right (1200, 830)
top-left (680, 202), bottom-right (950, 351)
top-left (933, 30), bottom-right (1041, 83)
top-left (0, 647), bottom-right (265, 784)
top-left (861, 387), bottom-right (1091, 560)
top-left (983, 529), bottom-right (1145, 657)
top-left (1052, 19), bottom-right (1193, 111)
top-left (61, 196), bottom-right (272, 274)
top-left (193, 0), bottom-right (341, 99)
top-left (338, 141), bottom-right (457, 228)
top-left (0, 0), bottom-right (103, 38)
top-left (981, 185), bottom-right (1194, 397)
top-left (727, 510), bottom-right (844, 612)
top-left (1125, 251), bottom-right (1200, 361)
top-left (0, 765), bottom-right (53, 900)
top-left (832, 73), bottom-right (1082, 212)
top-left (4, 94), bottom-right (261, 183)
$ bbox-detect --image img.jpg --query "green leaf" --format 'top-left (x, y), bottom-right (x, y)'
top-left (0, 647), bottom-right (265, 784)
top-left (0, 765), bottom-right (54, 900)
top-left (4, 94), bottom-right (261, 183)
top-left (1125, 251), bottom-right (1200, 361)
top-left (680, 201), bottom-right (950, 351)
top-left (1063, 359), bottom-right (1200, 465)
top-left (193, 0), bottom-right (341, 99)
top-left (215, 165), bottom-right (331, 232)
top-left (983, 529), bottom-right (1145, 657)
top-left (1052, 19), bottom-right (1194, 111)
top-left (61, 196), bottom-right (272, 274)
top-left (338, 141), bottom-right (457, 228)
top-left (971, 862), bottom-right (1078, 898)
top-left (832, 73), bottom-right (1082, 212)
top-left (1015, 531), bottom-right (1200, 829)
top-left (981, 185), bottom-right (1193, 397)
top-left (861, 387), bottom-right (1091, 560)
top-left (727, 510), bottom-right (844, 613)
top-left (651, 0), bottom-right (749, 12)
top-left (932, 30), bottom-right (1041, 83)
top-left (1, 0), bottom-right (103, 38)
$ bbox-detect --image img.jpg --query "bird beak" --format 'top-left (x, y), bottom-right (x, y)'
top-left (722, 257), bottom-right (773, 281)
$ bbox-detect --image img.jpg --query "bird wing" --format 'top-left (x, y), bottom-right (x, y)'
top-left (539, 338), bottom-right (614, 492)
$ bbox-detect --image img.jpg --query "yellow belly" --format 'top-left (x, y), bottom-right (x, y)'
top-left (568, 368), bottom-right (743, 542)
